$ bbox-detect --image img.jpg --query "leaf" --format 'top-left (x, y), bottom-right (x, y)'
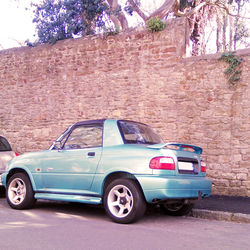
top-left (32, 0), bottom-right (108, 44)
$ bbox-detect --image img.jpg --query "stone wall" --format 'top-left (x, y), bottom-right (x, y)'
top-left (0, 18), bottom-right (249, 196)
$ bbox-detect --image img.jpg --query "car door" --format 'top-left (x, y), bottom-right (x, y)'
top-left (0, 136), bottom-right (16, 174)
top-left (41, 123), bottom-right (103, 193)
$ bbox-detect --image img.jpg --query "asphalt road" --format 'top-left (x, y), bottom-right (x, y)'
top-left (0, 196), bottom-right (249, 250)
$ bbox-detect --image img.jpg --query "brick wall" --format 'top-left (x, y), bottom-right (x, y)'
top-left (0, 18), bottom-right (249, 196)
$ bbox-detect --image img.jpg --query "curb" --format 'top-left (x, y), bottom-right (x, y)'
top-left (190, 209), bottom-right (250, 224)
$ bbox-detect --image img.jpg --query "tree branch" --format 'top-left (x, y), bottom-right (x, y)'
top-left (106, 0), bottom-right (249, 32)
top-left (213, 1), bottom-right (250, 19)
top-left (172, 0), bottom-right (250, 20)
top-left (174, 1), bottom-right (207, 17)
top-left (148, 0), bottom-right (177, 19)
top-left (127, 0), bottom-right (148, 21)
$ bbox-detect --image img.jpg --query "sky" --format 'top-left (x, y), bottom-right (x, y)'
top-left (0, 0), bottom-right (249, 51)
top-left (0, 0), bottom-right (38, 49)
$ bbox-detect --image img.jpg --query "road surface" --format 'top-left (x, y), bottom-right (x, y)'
top-left (0, 195), bottom-right (249, 250)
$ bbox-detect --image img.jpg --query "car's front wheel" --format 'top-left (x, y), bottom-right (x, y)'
top-left (104, 179), bottom-right (146, 224)
top-left (160, 202), bottom-right (194, 216)
top-left (6, 173), bottom-right (36, 209)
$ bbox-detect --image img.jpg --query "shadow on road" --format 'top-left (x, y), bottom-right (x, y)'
top-left (35, 200), bottom-right (107, 219)
top-left (33, 200), bottom-right (164, 221)
top-left (0, 192), bottom-right (167, 222)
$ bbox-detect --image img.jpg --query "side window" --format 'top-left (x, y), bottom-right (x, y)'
top-left (118, 121), bottom-right (163, 145)
top-left (63, 124), bottom-right (103, 149)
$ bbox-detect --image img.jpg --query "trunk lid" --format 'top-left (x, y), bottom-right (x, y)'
top-left (148, 143), bottom-right (204, 176)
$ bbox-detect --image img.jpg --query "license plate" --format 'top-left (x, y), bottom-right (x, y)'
top-left (178, 162), bottom-right (194, 171)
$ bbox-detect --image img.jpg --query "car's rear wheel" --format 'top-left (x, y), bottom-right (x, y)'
top-left (161, 202), bottom-right (194, 216)
top-left (6, 173), bottom-right (36, 209)
top-left (0, 186), bottom-right (5, 198)
top-left (104, 179), bottom-right (146, 224)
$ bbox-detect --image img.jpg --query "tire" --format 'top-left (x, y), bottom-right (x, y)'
top-left (160, 202), bottom-right (194, 216)
top-left (6, 173), bottom-right (36, 210)
top-left (104, 178), bottom-right (146, 224)
top-left (0, 186), bottom-right (5, 198)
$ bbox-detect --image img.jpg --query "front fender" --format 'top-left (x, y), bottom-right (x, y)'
top-left (3, 167), bottom-right (38, 191)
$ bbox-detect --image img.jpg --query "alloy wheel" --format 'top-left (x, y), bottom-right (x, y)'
top-left (107, 184), bottom-right (134, 218)
top-left (8, 178), bottom-right (26, 205)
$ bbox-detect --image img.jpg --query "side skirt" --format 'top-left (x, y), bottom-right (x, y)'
top-left (34, 192), bottom-right (102, 205)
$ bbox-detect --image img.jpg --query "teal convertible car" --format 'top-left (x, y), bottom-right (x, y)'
top-left (2, 119), bottom-right (211, 223)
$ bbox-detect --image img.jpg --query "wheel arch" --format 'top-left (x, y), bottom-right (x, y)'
top-left (102, 171), bottom-right (146, 201)
top-left (6, 168), bottom-right (36, 190)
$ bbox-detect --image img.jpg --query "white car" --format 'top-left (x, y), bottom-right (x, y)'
top-left (0, 136), bottom-right (18, 186)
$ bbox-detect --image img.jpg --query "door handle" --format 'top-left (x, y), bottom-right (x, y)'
top-left (87, 152), bottom-right (95, 157)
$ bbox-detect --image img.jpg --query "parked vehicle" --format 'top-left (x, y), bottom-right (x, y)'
top-left (0, 136), bottom-right (18, 186)
top-left (1, 119), bottom-right (211, 223)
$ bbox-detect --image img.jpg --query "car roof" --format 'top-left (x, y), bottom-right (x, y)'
top-left (73, 119), bottom-right (106, 127)
top-left (72, 119), bottom-right (148, 127)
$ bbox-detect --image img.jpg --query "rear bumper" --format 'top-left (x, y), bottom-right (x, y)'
top-left (0, 172), bottom-right (7, 186)
top-left (135, 175), bottom-right (212, 203)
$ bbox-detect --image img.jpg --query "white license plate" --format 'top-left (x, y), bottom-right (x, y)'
top-left (178, 162), bottom-right (194, 171)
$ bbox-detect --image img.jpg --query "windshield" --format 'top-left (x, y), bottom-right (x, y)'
top-left (118, 120), bottom-right (164, 145)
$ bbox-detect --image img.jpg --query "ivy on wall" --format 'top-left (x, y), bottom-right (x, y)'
top-left (219, 52), bottom-right (243, 86)
top-left (146, 17), bottom-right (166, 33)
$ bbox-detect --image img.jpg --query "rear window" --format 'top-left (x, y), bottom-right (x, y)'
top-left (0, 136), bottom-right (12, 151)
top-left (118, 120), bottom-right (163, 145)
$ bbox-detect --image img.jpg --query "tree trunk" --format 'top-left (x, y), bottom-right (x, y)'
top-left (106, 0), bottom-right (128, 30)
top-left (233, 1), bottom-right (241, 50)
top-left (229, 15), bottom-right (233, 51)
top-left (222, 13), bottom-right (227, 51)
top-left (216, 13), bottom-right (222, 52)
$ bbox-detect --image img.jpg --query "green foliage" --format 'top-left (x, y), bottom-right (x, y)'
top-left (146, 17), bottom-right (166, 33)
top-left (102, 26), bottom-right (119, 38)
top-left (179, 0), bottom-right (195, 10)
top-left (124, 5), bottom-right (134, 16)
top-left (32, 0), bottom-right (108, 44)
top-left (219, 52), bottom-right (243, 86)
top-left (234, 21), bottom-right (249, 44)
top-left (124, 0), bottom-right (140, 16)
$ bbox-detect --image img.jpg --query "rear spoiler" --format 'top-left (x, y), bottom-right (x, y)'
top-left (147, 143), bottom-right (202, 155)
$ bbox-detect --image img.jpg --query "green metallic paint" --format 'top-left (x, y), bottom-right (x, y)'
top-left (1, 119), bottom-right (212, 206)
top-left (135, 175), bottom-right (211, 202)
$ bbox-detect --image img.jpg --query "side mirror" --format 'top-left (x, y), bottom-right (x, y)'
top-left (54, 141), bottom-right (62, 150)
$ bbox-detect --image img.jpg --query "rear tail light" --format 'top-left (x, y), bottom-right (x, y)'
top-left (201, 161), bottom-right (206, 172)
top-left (150, 157), bottom-right (175, 170)
top-left (15, 152), bottom-right (19, 156)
